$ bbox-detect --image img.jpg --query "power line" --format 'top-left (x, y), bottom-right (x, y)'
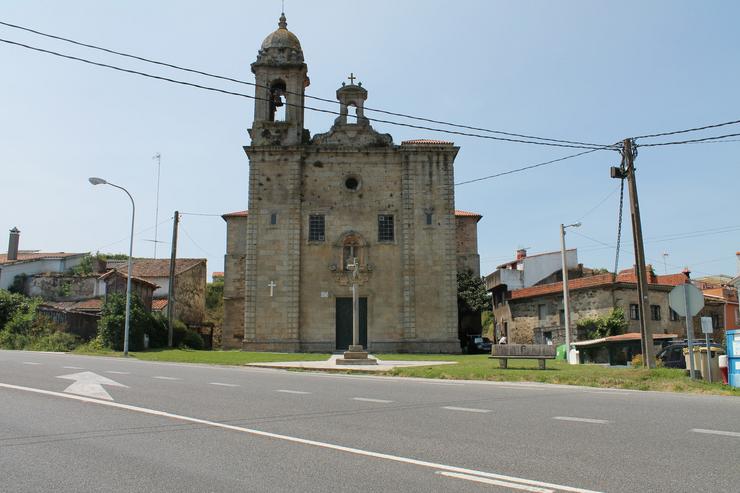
top-left (94, 216), bottom-right (173, 252)
top-left (577, 184), bottom-right (622, 223)
top-left (0, 36), bottom-right (610, 150)
top-left (0, 19), bottom-right (610, 149)
top-left (454, 147), bottom-right (613, 186)
top-left (179, 212), bottom-right (223, 217)
top-left (637, 132), bottom-right (740, 147)
top-left (633, 118), bottom-right (740, 140)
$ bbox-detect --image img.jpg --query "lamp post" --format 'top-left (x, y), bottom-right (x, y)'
top-left (89, 177), bottom-right (135, 356)
top-left (560, 221), bottom-right (581, 363)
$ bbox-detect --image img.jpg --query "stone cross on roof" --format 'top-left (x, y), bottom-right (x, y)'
top-left (347, 72), bottom-right (356, 85)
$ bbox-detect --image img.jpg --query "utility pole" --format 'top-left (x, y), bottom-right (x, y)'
top-left (167, 211), bottom-right (179, 347)
top-left (612, 139), bottom-right (655, 368)
top-left (560, 222), bottom-right (581, 362)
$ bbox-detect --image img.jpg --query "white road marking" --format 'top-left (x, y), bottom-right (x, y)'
top-left (275, 389), bottom-right (310, 394)
top-left (153, 376), bottom-right (180, 381)
top-left (105, 371), bottom-right (130, 375)
top-left (209, 382), bottom-right (239, 387)
top-left (56, 371), bottom-right (128, 401)
top-left (352, 397), bottom-right (393, 403)
top-left (63, 366), bottom-right (85, 370)
top-left (553, 417), bottom-right (609, 424)
top-left (437, 471), bottom-right (554, 492)
top-left (0, 382), bottom-right (602, 493)
top-left (442, 406), bottom-right (491, 413)
top-left (691, 428), bottom-right (740, 438)
top-left (22, 362), bottom-right (41, 365)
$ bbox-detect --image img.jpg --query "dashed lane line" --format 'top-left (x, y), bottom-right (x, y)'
top-left (105, 371), bottom-right (130, 375)
top-left (153, 376), bottom-right (181, 381)
top-left (691, 428), bottom-right (740, 438)
top-left (352, 397), bottom-right (393, 403)
top-left (22, 362), bottom-right (41, 365)
top-left (441, 406), bottom-right (491, 414)
top-left (275, 389), bottom-right (310, 395)
top-left (0, 382), bottom-right (604, 493)
top-left (209, 382), bottom-right (239, 387)
top-left (63, 366), bottom-right (85, 370)
top-left (553, 417), bottom-right (609, 424)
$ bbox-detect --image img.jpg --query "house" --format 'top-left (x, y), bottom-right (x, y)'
top-left (494, 266), bottom-right (724, 347)
top-left (695, 273), bottom-right (740, 333)
top-left (1, 227), bottom-right (87, 290)
top-left (34, 270), bottom-right (158, 340)
top-left (107, 258), bottom-right (207, 327)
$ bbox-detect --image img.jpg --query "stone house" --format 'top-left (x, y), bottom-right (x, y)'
top-left (107, 258), bottom-right (207, 327)
top-left (495, 267), bottom-right (725, 346)
top-left (220, 14), bottom-right (481, 353)
top-left (1, 227), bottom-right (86, 290)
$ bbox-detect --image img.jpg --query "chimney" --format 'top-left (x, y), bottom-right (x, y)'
top-left (682, 267), bottom-right (691, 281)
top-left (7, 227), bottom-right (20, 261)
top-left (516, 248), bottom-right (527, 260)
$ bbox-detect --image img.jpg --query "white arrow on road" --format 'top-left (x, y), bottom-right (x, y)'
top-left (57, 371), bottom-right (128, 401)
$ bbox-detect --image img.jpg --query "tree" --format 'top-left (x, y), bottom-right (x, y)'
top-left (97, 294), bottom-right (152, 351)
top-left (457, 270), bottom-right (491, 313)
top-left (575, 308), bottom-right (628, 340)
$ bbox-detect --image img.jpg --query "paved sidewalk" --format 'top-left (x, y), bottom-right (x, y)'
top-left (246, 354), bottom-right (456, 372)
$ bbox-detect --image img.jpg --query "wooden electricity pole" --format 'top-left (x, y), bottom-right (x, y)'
top-left (167, 211), bottom-right (179, 347)
top-left (622, 139), bottom-right (656, 368)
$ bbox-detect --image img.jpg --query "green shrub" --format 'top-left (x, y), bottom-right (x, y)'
top-left (97, 294), bottom-right (149, 351)
top-left (0, 289), bottom-right (36, 330)
top-left (576, 308), bottom-right (628, 340)
top-left (0, 330), bottom-right (30, 349)
top-left (146, 312), bottom-right (169, 348)
top-left (28, 331), bottom-right (80, 352)
top-left (181, 329), bottom-right (204, 350)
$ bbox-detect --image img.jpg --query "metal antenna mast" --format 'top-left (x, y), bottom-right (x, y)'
top-left (153, 152), bottom-right (162, 258)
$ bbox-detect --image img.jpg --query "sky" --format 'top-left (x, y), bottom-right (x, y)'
top-left (1, 0), bottom-right (739, 282)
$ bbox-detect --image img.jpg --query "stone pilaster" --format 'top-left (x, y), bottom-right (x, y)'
top-left (400, 154), bottom-right (416, 339)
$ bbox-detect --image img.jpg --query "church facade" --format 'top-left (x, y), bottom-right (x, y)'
top-left (221, 14), bottom-right (481, 353)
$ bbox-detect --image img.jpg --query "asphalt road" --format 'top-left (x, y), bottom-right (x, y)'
top-left (1, 350), bottom-right (738, 492)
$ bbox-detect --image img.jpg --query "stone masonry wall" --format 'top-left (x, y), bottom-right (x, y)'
top-left (222, 216), bottom-right (248, 349)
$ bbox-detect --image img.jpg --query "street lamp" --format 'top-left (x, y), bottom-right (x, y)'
top-left (89, 177), bottom-right (135, 356)
top-left (560, 221), bottom-right (581, 363)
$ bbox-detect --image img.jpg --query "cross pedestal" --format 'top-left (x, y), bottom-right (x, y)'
top-left (335, 257), bottom-right (377, 366)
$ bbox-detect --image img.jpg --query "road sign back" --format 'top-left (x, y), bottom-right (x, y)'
top-left (668, 284), bottom-right (704, 317)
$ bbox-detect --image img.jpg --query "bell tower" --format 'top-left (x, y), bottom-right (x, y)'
top-left (249, 13), bottom-right (310, 146)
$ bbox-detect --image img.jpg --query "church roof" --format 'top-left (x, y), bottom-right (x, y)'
top-left (455, 210), bottom-right (482, 219)
top-left (401, 139), bottom-right (455, 146)
top-left (257, 13), bottom-right (304, 63)
top-left (222, 210), bottom-right (248, 220)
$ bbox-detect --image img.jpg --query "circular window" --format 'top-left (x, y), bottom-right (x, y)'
top-left (344, 176), bottom-right (360, 191)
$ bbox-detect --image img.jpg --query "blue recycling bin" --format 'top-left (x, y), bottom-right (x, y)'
top-left (727, 330), bottom-right (740, 388)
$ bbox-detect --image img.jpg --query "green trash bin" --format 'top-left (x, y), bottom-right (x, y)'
top-left (556, 344), bottom-right (567, 360)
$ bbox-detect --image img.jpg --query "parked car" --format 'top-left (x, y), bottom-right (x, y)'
top-left (657, 341), bottom-right (723, 368)
top-left (462, 335), bottom-right (493, 354)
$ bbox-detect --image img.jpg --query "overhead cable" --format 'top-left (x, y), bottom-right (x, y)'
top-left (0, 19), bottom-right (610, 149)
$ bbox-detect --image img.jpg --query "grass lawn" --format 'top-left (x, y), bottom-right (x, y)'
top-left (72, 348), bottom-right (330, 365)
top-left (375, 353), bottom-right (740, 396)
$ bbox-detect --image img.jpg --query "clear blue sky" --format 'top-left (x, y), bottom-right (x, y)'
top-left (2, 0), bottom-right (739, 280)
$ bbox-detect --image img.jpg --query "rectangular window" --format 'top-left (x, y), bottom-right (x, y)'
top-left (308, 214), bottom-right (325, 241)
top-left (669, 308), bottom-right (679, 321)
top-left (538, 304), bottom-right (547, 321)
top-left (425, 212), bottom-right (433, 225)
top-left (378, 214), bottom-right (394, 242)
top-left (712, 314), bottom-right (720, 329)
top-left (629, 304), bottom-right (640, 320)
top-left (270, 213), bottom-right (277, 225)
top-left (559, 309), bottom-right (565, 327)
top-left (650, 305), bottom-right (661, 321)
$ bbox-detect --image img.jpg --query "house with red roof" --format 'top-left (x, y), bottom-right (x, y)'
top-left (492, 264), bottom-right (727, 351)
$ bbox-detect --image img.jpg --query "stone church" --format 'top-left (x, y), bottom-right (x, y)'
top-left (221, 14), bottom-right (481, 353)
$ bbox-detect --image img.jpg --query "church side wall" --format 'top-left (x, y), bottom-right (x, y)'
top-left (243, 149), bottom-right (302, 351)
top-left (222, 216), bottom-right (247, 348)
top-left (404, 148), bottom-right (461, 352)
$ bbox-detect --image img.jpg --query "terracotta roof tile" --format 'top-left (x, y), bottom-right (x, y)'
top-left (222, 210), bottom-right (249, 219)
top-left (401, 139), bottom-right (455, 145)
top-left (107, 258), bottom-right (205, 278)
top-left (152, 299), bottom-right (169, 311)
top-left (509, 269), bottom-right (690, 300)
top-left (454, 210), bottom-right (482, 218)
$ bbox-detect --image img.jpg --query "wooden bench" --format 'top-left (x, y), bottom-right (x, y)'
top-left (490, 344), bottom-right (557, 369)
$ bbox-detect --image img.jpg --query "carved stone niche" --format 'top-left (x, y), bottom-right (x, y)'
top-left (328, 231), bottom-right (373, 286)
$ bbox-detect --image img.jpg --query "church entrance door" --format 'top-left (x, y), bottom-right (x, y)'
top-left (335, 297), bottom-right (367, 350)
